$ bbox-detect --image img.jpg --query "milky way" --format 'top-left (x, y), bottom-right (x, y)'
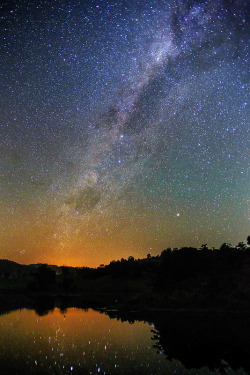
top-left (0, 0), bottom-right (249, 266)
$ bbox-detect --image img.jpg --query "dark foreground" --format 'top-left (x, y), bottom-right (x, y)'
top-left (1, 243), bottom-right (250, 312)
top-left (0, 293), bottom-right (250, 374)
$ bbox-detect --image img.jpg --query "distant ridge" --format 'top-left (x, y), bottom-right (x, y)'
top-left (0, 259), bottom-right (60, 275)
top-left (0, 259), bottom-right (27, 274)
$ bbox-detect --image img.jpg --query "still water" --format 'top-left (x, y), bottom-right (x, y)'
top-left (0, 307), bottom-right (248, 375)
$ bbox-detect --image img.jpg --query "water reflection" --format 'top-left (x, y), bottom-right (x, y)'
top-left (0, 307), bottom-right (173, 375)
top-left (0, 296), bottom-right (249, 374)
top-left (105, 310), bottom-right (250, 374)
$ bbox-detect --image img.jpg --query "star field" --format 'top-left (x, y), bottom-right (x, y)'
top-left (0, 0), bottom-right (249, 267)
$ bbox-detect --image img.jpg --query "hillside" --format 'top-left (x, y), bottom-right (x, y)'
top-left (1, 241), bottom-right (250, 312)
top-left (0, 259), bottom-right (27, 275)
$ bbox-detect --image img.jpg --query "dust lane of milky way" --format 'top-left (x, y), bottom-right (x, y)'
top-left (0, 0), bottom-right (249, 267)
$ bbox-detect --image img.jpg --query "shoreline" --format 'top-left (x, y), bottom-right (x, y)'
top-left (1, 291), bottom-right (250, 316)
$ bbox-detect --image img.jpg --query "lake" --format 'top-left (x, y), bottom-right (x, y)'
top-left (0, 305), bottom-right (249, 375)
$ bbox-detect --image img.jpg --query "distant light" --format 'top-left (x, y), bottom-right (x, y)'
top-left (177, 213), bottom-right (180, 217)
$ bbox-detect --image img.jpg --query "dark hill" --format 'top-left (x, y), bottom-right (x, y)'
top-left (0, 259), bottom-right (27, 274)
top-left (1, 240), bottom-right (250, 312)
top-left (0, 260), bottom-right (60, 276)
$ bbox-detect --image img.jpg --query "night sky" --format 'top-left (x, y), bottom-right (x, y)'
top-left (1, 0), bottom-right (249, 267)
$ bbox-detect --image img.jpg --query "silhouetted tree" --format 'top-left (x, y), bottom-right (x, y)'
top-left (34, 264), bottom-right (56, 291)
top-left (161, 248), bottom-right (172, 257)
top-left (220, 243), bottom-right (232, 252)
top-left (200, 244), bottom-right (208, 251)
top-left (61, 275), bottom-right (74, 291)
top-left (61, 266), bottom-right (70, 276)
top-left (237, 242), bottom-right (247, 250)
